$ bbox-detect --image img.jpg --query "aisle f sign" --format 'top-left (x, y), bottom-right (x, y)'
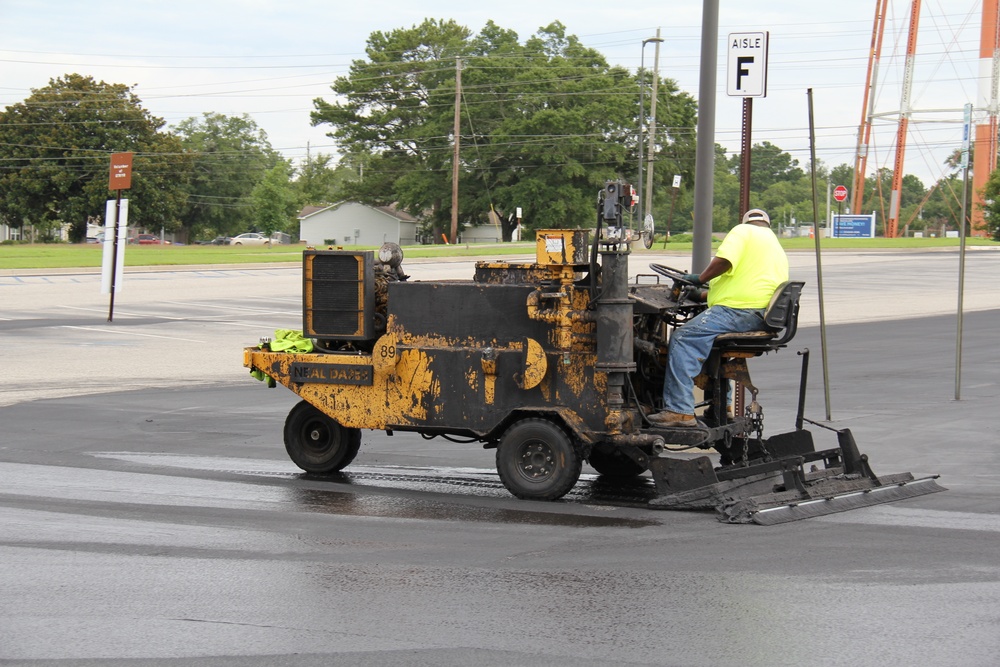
top-left (727, 32), bottom-right (769, 97)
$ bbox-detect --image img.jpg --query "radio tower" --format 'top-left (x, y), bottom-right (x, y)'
top-left (853, 0), bottom-right (1000, 236)
top-left (973, 0), bottom-right (1000, 235)
top-left (852, 0), bottom-right (890, 216)
top-left (885, 0), bottom-right (922, 239)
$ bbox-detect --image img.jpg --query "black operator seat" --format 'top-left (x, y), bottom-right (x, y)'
top-left (712, 281), bottom-right (806, 354)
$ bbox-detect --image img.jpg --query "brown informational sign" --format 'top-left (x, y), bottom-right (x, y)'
top-left (108, 152), bottom-right (133, 190)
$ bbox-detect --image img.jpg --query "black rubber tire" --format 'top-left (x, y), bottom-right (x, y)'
top-left (283, 400), bottom-right (361, 473)
top-left (496, 418), bottom-right (582, 501)
top-left (587, 444), bottom-right (648, 478)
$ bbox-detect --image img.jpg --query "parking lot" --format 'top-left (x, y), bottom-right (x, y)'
top-left (2, 249), bottom-right (999, 665)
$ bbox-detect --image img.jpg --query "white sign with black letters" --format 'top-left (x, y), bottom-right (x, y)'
top-left (727, 31), bottom-right (769, 97)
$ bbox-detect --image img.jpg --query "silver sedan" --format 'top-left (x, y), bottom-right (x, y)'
top-left (229, 233), bottom-right (271, 246)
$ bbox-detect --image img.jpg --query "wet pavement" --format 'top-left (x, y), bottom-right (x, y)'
top-left (1, 253), bottom-right (999, 666)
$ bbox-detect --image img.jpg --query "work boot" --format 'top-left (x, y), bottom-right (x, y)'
top-left (647, 410), bottom-right (697, 427)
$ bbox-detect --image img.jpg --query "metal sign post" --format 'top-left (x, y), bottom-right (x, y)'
top-left (663, 174), bottom-right (681, 248)
top-left (956, 103), bottom-right (972, 400)
top-left (808, 89), bottom-right (833, 420)
top-left (105, 152), bottom-right (133, 322)
top-left (833, 184), bottom-right (849, 220)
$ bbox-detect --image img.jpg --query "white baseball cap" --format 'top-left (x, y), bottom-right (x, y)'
top-left (742, 208), bottom-right (770, 225)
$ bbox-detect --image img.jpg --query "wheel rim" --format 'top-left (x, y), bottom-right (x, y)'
top-left (301, 418), bottom-right (335, 456)
top-left (516, 440), bottom-right (556, 481)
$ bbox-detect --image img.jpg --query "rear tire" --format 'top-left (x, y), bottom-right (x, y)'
top-left (496, 418), bottom-right (581, 500)
top-left (587, 444), bottom-right (648, 478)
top-left (283, 400), bottom-right (361, 473)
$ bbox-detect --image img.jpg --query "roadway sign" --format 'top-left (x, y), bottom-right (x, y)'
top-left (727, 32), bottom-right (769, 97)
top-left (833, 185), bottom-right (849, 202)
top-left (833, 214), bottom-right (876, 238)
top-left (108, 152), bottom-right (133, 191)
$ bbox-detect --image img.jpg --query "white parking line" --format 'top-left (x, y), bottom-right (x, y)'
top-left (160, 300), bottom-right (297, 316)
top-left (60, 325), bottom-right (206, 343)
top-left (215, 321), bottom-right (289, 329)
top-left (58, 305), bottom-right (188, 320)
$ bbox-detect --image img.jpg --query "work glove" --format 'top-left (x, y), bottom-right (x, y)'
top-left (681, 273), bottom-right (702, 284)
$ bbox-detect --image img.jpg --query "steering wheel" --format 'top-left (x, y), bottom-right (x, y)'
top-left (649, 263), bottom-right (698, 285)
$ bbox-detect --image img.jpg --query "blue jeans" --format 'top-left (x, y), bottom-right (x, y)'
top-left (662, 306), bottom-right (766, 414)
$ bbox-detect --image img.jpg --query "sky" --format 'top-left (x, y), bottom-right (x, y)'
top-left (0, 0), bottom-right (990, 190)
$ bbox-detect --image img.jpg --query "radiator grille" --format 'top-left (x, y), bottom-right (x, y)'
top-left (303, 250), bottom-right (374, 339)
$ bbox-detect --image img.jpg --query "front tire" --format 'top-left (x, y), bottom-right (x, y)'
top-left (283, 400), bottom-right (361, 473)
top-left (496, 418), bottom-right (582, 500)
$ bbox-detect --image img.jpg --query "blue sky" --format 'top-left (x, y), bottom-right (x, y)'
top-left (0, 1), bottom-right (989, 187)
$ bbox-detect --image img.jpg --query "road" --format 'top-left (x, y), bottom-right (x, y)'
top-left (1, 249), bottom-right (999, 666)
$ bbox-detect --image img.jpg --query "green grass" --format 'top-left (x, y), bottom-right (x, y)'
top-left (0, 241), bottom-right (543, 270)
top-left (0, 243), bottom-right (304, 270)
top-left (1, 235), bottom-right (996, 270)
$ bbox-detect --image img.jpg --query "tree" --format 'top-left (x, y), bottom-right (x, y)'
top-left (174, 112), bottom-right (281, 240)
top-left (295, 151), bottom-right (360, 206)
top-left (645, 75), bottom-right (698, 235)
top-left (312, 20), bottom-right (697, 241)
top-left (727, 141), bottom-right (804, 194)
top-left (711, 144), bottom-right (741, 232)
top-left (0, 73), bottom-right (191, 242)
top-left (920, 149), bottom-right (976, 236)
top-left (312, 18), bottom-right (472, 236)
top-left (829, 163), bottom-right (854, 192)
top-left (978, 169), bottom-right (1000, 240)
top-left (759, 177), bottom-right (814, 227)
top-left (854, 168), bottom-right (927, 235)
top-left (251, 162), bottom-right (298, 239)
top-left (919, 175), bottom-right (962, 234)
top-left (456, 22), bottom-right (642, 239)
top-left (713, 142), bottom-right (807, 231)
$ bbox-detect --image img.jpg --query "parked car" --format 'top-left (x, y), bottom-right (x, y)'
top-left (230, 233), bottom-right (270, 246)
top-left (134, 234), bottom-right (160, 245)
top-left (193, 236), bottom-right (229, 245)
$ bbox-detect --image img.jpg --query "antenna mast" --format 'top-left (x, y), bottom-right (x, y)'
top-left (972, 0), bottom-right (1000, 235)
top-left (886, 0), bottom-right (922, 238)
top-left (852, 0), bottom-right (889, 215)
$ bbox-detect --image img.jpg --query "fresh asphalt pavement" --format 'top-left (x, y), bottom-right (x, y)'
top-left (1, 248), bottom-right (998, 666)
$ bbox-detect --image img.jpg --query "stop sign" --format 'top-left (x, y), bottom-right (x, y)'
top-left (833, 185), bottom-right (849, 202)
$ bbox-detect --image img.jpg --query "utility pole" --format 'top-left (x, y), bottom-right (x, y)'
top-left (644, 28), bottom-right (662, 223)
top-left (692, 0), bottom-right (719, 272)
top-left (637, 34), bottom-right (663, 229)
top-left (451, 57), bottom-right (462, 244)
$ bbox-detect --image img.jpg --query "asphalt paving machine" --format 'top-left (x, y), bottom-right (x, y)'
top-left (244, 181), bottom-right (943, 524)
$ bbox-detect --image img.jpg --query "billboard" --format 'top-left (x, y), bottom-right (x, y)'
top-left (832, 214), bottom-right (876, 238)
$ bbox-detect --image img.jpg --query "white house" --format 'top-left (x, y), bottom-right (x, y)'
top-left (459, 222), bottom-right (505, 243)
top-left (457, 208), bottom-right (518, 243)
top-left (298, 202), bottom-right (418, 247)
top-left (1, 222), bottom-right (23, 242)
